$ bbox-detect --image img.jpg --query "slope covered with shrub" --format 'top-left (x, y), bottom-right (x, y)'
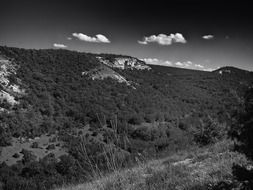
top-left (1, 46), bottom-right (252, 138)
top-left (229, 88), bottom-right (253, 189)
top-left (0, 46), bottom-right (252, 190)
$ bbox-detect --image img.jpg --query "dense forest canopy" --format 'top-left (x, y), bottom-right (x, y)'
top-left (1, 46), bottom-right (252, 137)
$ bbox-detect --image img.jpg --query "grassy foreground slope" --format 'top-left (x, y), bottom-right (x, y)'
top-left (56, 140), bottom-right (248, 190)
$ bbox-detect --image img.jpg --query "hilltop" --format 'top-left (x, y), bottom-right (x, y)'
top-left (0, 46), bottom-right (253, 190)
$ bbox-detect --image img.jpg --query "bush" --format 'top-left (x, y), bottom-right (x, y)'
top-left (231, 88), bottom-right (253, 188)
top-left (56, 155), bottom-right (78, 177)
top-left (192, 115), bottom-right (227, 146)
top-left (31, 142), bottom-right (39, 148)
top-left (131, 126), bottom-right (152, 141)
top-left (20, 149), bottom-right (37, 164)
top-left (128, 115), bottom-right (143, 125)
top-left (12, 153), bottom-right (20, 158)
top-left (46, 144), bottom-right (55, 150)
top-left (0, 123), bottom-right (12, 146)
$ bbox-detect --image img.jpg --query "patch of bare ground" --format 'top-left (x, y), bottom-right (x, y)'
top-left (0, 134), bottom-right (67, 165)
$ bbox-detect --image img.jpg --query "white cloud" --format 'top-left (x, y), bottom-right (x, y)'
top-left (141, 58), bottom-right (172, 66)
top-left (141, 59), bottom-right (210, 71)
top-left (141, 58), bottom-right (159, 63)
top-left (138, 33), bottom-right (186, 45)
top-left (202, 35), bottom-right (214, 40)
top-left (164, 60), bottom-right (172, 65)
top-left (72, 33), bottom-right (110, 43)
top-left (175, 62), bottom-right (184, 66)
top-left (53, 43), bottom-right (67, 48)
top-left (67, 37), bottom-right (72, 40)
top-left (175, 61), bottom-right (192, 68)
top-left (175, 62), bottom-right (208, 70)
top-left (138, 41), bottom-right (148, 45)
top-left (195, 64), bottom-right (204, 68)
top-left (172, 33), bottom-right (187, 43)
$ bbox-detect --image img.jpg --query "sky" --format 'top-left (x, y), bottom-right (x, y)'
top-left (0, 0), bottom-right (253, 71)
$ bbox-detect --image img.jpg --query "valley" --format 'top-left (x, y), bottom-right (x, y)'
top-left (0, 46), bottom-right (253, 190)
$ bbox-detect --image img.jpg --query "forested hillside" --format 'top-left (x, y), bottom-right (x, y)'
top-left (0, 46), bottom-right (252, 190)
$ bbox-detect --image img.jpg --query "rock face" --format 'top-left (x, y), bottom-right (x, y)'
top-left (214, 66), bottom-right (250, 76)
top-left (218, 69), bottom-right (231, 75)
top-left (82, 56), bottom-right (149, 88)
top-left (0, 55), bottom-right (25, 110)
top-left (97, 56), bottom-right (151, 70)
top-left (82, 65), bottom-right (132, 86)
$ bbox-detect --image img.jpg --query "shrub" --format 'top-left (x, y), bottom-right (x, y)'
top-left (46, 144), bottom-right (55, 150)
top-left (128, 115), bottom-right (143, 125)
top-left (12, 153), bottom-right (20, 158)
top-left (31, 142), bottom-right (39, 148)
top-left (192, 115), bottom-right (227, 146)
top-left (56, 155), bottom-right (78, 177)
top-left (20, 149), bottom-right (37, 164)
top-left (131, 126), bottom-right (152, 141)
top-left (144, 113), bottom-right (156, 123)
top-left (0, 123), bottom-right (12, 146)
top-left (231, 88), bottom-right (253, 188)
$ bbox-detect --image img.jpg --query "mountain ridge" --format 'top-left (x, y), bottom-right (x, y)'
top-left (1, 45), bottom-right (252, 72)
top-left (213, 66), bottom-right (252, 74)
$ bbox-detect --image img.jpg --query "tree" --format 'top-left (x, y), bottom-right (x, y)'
top-left (0, 122), bottom-right (12, 146)
top-left (232, 88), bottom-right (253, 188)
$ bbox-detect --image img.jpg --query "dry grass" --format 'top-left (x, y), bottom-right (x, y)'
top-left (55, 139), bottom-right (248, 190)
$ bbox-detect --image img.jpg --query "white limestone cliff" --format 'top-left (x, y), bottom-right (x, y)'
top-left (0, 55), bottom-right (25, 109)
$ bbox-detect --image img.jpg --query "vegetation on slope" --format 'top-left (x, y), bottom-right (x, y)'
top-left (229, 88), bottom-right (253, 189)
top-left (56, 140), bottom-right (248, 190)
top-left (0, 46), bottom-right (252, 190)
